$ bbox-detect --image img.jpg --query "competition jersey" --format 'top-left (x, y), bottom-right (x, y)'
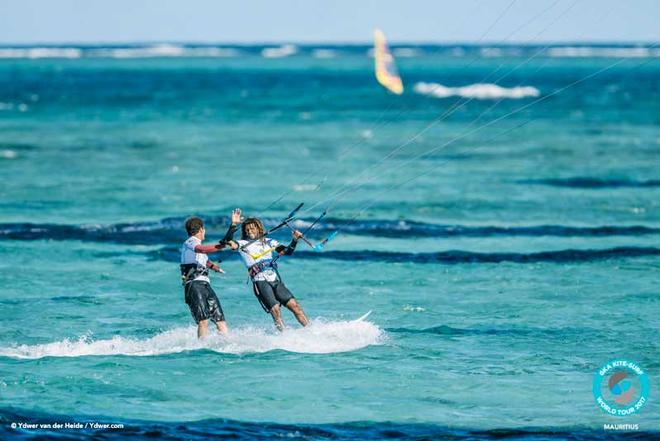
top-left (180, 236), bottom-right (210, 283)
top-left (236, 238), bottom-right (281, 282)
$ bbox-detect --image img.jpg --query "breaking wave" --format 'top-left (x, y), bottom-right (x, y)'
top-left (0, 47), bottom-right (82, 59)
top-left (311, 49), bottom-right (337, 59)
top-left (547, 46), bottom-right (660, 58)
top-left (414, 82), bottom-right (540, 99)
top-left (0, 45), bottom-right (241, 59)
top-left (261, 44), bottom-right (297, 58)
top-left (0, 44), bottom-right (657, 60)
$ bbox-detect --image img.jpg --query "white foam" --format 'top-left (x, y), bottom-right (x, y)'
top-left (480, 47), bottom-right (503, 58)
top-left (0, 45), bottom-right (242, 59)
top-left (0, 48), bottom-right (81, 59)
top-left (312, 49), bottom-right (336, 59)
top-left (403, 304), bottom-right (426, 312)
top-left (108, 44), bottom-right (182, 58)
top-left (261, 44), bottom-right (297, 58)
top-left (292, 184), bottom-right (319, 192)
top-left (86, 45), bottom-right (241, 58)
top-left (547, 46), bottom-right (659, 58)
top-left (360, 129), bottom-right (374, 139)
top-left (479, 47), bottom-right (523, 58)
top-left (0, 318), bottom-right (383, 359)
top-left (414, 82), bottom-right (540, 99)
top-left (0, 150), bottom-right (18, 159)
top-left (393, 47), bottom-right (421, 57)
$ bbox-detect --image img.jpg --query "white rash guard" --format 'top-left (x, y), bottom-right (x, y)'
top-left (180, 236), bottom-right (210, 283)
top-left (236, 238), bottom-right (282, 282)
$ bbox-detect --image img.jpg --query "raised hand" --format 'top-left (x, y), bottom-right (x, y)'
top-left (231, 208), bottom-right (242, 225)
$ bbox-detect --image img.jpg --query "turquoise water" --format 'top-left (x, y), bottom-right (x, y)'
top-left (0, 46), bottom-right (659, 437)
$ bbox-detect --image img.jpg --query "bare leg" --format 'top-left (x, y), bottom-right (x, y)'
top-left (285, 299), bottom-right (309, 326)
top-left (215, 320), bottom-right (228, 334)
top-left (269, 304), bottom-right (285, 331)
top-left (197, 319), bottom-right (209, 339)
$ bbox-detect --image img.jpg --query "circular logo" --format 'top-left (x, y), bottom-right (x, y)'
top-left (593, 359), bottom-right (650, 416)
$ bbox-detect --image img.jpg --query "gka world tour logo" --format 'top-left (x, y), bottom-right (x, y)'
top-left (593, 359), bottom-right (650, 417)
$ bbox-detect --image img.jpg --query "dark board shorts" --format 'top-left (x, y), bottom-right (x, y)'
top-left (184, 281), bottom-right (225, 323)
top-left (253, 280), bottom-right (294, 312)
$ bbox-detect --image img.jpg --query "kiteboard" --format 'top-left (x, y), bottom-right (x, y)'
top-left (355, 310), bottom-right (372, 322)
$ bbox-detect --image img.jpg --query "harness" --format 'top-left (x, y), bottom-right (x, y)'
top-left (180, 263), bottom-right (209, 285)
top-left (243, 239), bottom-right (289, 312)
top-left (247, 258), bottom-right (279, 279)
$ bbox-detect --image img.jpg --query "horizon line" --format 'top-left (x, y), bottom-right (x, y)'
top-left (1, 39), bottom-right (659, 47)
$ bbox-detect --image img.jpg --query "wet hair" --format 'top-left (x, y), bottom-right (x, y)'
top-left (185, 217), bottom-right (204, 236)
top-left (241, 217), bottom-right (265, 240)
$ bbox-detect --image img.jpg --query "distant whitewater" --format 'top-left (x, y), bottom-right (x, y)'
top-left (414, 82), bottom-right (540, 99)
top-left (0, 318), bottom-right (384, 359)
top-left (0, 44), bottom-right (242, 59)
top-left (1, 44), bottom-right (656, 59)
top-left (261, 44), bottom-right (298, 58)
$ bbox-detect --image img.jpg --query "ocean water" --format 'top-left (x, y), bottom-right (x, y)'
top-left (0, 44), bottom-right (659, 439)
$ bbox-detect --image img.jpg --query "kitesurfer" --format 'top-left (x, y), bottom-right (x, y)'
top-left (225, 209), bottom-right (310, 331)
top-left (180, 213), bottom-right (239, 338)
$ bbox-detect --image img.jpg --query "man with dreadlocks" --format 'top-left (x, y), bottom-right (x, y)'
top-left (226, 209), bottom-right (309, 331)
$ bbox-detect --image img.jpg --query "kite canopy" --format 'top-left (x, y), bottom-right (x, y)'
top-left (374, 28), bottom-right (404, 95)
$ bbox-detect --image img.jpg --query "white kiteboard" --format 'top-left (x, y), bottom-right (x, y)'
top-left (355, 310), bottom-right (372, 322)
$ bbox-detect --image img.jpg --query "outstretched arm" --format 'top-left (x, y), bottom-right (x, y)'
top-left (275, 230), bottom-right (302, 256)
top-left (206, 260), bottom-right (225, 274)
top-left (194, 243), bottom-right (225, 254)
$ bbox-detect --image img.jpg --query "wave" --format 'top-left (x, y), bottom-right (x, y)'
top-left (0, 318), bottom-right (382, 360)
top-left (150, 246), bottom-right (660, 265)
top-left (393, 47), bottom-right (422, 57)
top-left (93, 45), bottom-right (241, 58)
top-left (388, 325), bottom-right (519, 336)
top-left (261, 44), bottom-right (297, 58)
top-left (2, 217), bottom-right (660, 245)
top-left (1, 44), bottom-right (657, 60)
top-left (0, 102), bottom-right (29, 113)
top-left (311, 49), bottom-right (337, 59)
top-left (0, 47), bottom-right (82, 58)
top-left (519, 177), bottom-right (660, 189)
top-left (299, 219), bottom-right (660, 239)
top-left (480, 47), bottom-right (504, 57)
top-left (1, 408), bottom-right (655, 440)
top-left (547, 46), bottom-right (660, 58)
top-left (289, 247), bottom-right (660, 264)
top-left (414, 82), bottom-right (540, 99)
top-left (0, 150), bottom-right (18, 159)
top-left (0, 45), bottom-right (241, 59)
top-left (386, 325), bottom-right (598, 338)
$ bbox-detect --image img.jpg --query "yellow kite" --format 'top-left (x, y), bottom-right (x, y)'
top-left (374, 29), bottom-right (404, 95)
